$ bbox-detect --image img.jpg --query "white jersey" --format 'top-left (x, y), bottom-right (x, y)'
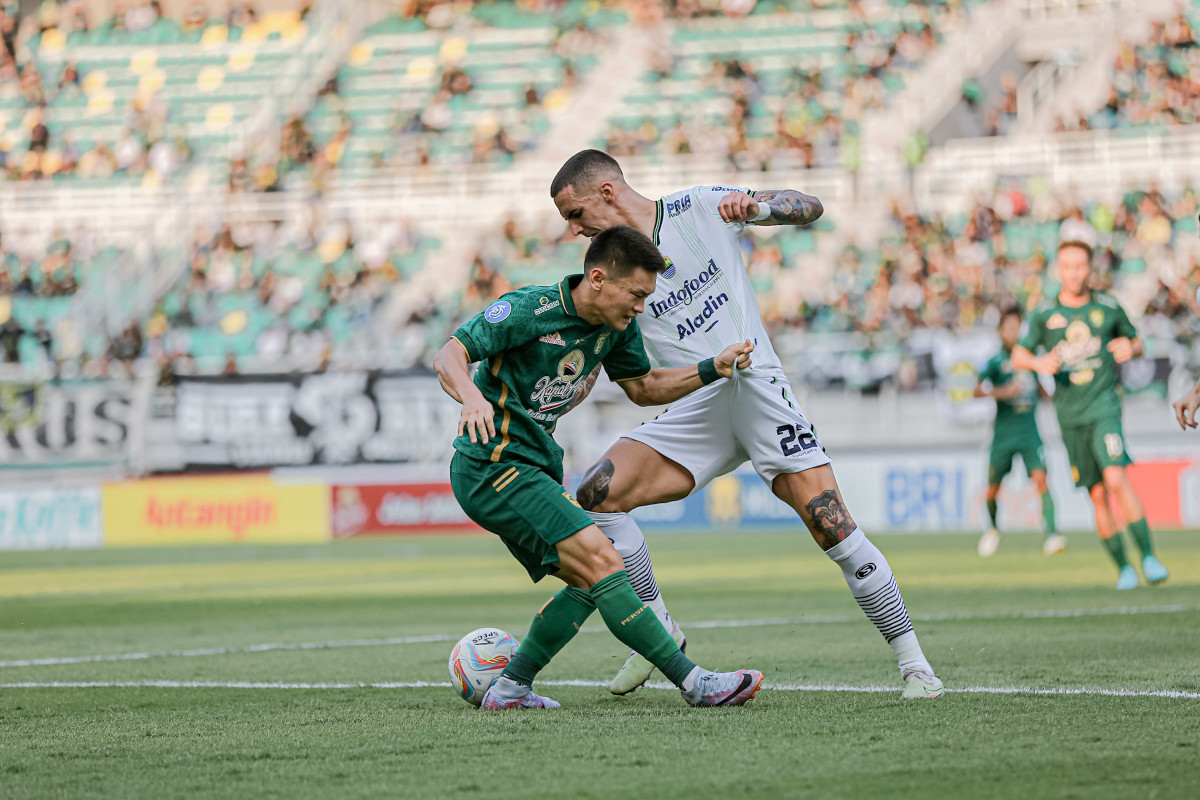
top-left (641, 185), bottom-right (785, 379)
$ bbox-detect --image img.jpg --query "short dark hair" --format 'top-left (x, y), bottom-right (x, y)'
top-left (1058, 239), bottom-right (1093, 259)
top-left (583, 226), bottom-right (666, 280)
top-left (551, 149), bottom-right (623, 198)
top-left (999, 304), bottom-right (1023, 325)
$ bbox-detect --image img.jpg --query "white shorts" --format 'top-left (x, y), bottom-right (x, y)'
top-left (623, 373), bottom-right (830, 493)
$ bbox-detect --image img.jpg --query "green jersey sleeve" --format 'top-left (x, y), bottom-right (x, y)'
top-left (602, 320), bottom-right (653, 381)
top-left (1112, 300), bottom-right (1137, 340)
top-left (979, 355), bottom-right (999, 386)
top-left (451, 296), bottom-right (528, 362)
top-left (1018, 309), bottom-right (1046, 353)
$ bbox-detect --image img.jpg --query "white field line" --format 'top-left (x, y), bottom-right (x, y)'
top-left (0, 679), bottom-right (1197, 700)
top-left (2, 603), bottom-right (1196, 670)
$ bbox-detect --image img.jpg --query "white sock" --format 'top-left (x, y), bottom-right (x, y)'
top-left (589, 511), bottom-right (675, 635)
top-left (492, 676), bottom-right (529, 698)
top-left (826, 528), bottom-right (933, 677)
top-left (680, 665), bottom-right (701, 692)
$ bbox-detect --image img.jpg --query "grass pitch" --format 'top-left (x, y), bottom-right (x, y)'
top-left (1, 529), bottom-right (1198, 799)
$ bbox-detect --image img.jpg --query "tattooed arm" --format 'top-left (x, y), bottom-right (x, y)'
top-left (750, 189), bottom-right (824, 226)
top-left (715, 189), bottom-right (823, 227)
top-left (562, 364), bottom-right (603, 415)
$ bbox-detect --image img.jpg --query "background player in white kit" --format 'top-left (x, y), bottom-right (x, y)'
top-left (551, 150), bottom-right (943, 699)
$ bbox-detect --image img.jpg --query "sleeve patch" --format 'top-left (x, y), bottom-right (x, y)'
top-left (484, 300), bottom-right (512, 323)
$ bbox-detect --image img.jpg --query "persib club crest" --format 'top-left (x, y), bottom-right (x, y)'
top-left (662, 256), bottom-right (675, 279)
top-left (530, 349), bottom-right (586, 412)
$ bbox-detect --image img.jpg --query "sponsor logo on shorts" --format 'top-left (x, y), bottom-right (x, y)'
top-left (484, 301), bottom-right (511, 323)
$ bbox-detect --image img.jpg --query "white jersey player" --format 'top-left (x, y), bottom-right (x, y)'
top-left (550, 150), bottom-right (943, 699)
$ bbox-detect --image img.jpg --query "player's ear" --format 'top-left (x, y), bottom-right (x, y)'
top-left (598, 180), bottom-right (615, 204)
top-left (588, 265), bottom-right (606, 291)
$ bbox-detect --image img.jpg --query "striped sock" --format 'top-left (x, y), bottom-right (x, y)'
top-left (589, 511), bottom-right (675, 636)
top-left (826, 528), bottom-right (931, 677)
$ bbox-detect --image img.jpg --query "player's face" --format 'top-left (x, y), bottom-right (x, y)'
top-left (554, 182), bottom-right (621, 238)
top-left (1057, 246), bottom-right (1091, 296)
top-left (998, 314), bottom-right (1021, 348)
top-left (596, 267), bottom-right (657, 330)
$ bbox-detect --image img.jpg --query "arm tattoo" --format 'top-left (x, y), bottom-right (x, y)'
top-left (563, 364), bottom-right (602, 415)
top-left (576, 458), bottom-right (614, 511)
top-left (802, 490), bottom-right (857, 550)
top-left (752, 189), bottom-right (823, 227)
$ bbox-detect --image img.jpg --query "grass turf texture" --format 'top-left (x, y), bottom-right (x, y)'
top-left (1, 530), bottom-right (1198, 799)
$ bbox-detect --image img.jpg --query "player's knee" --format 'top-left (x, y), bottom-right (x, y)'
top-left (577, 543), bottom-right (624, 584)
top-left (1101, 468), bottom-right (1127, 494)
top-left (1088, 483), bottom-right (1108, 506)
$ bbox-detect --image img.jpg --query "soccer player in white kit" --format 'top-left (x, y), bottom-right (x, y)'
top-left (551, 150), bottom-right (944, 699)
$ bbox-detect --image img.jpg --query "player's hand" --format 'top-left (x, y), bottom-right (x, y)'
top-left (1107, 337), bottom-right (1135, 364)
top-left (993, 383), bottom-right (1022, 400)
top-left (714, 339), bottom-right (754, 378)
top-left (1036, 351), bottom-right (1061, 375)
top-left (1173, 385), bottom-right (1200, 430)
top-left (717, 191), bottom-right (759, 223)
top-left (458, 396), bottom-right (496, 444)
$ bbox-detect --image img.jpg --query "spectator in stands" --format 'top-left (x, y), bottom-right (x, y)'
top-left (32, 319), bottom-right (52, 362)
top-left (0, 316), bottom-right (22, 364)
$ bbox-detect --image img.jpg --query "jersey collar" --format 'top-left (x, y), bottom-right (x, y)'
top-left (652, 199), bottom-right (664, 245)
top-left (558, 274), bottom-right (582, 316)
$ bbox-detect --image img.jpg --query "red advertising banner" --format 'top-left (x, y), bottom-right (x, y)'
top-left (1116, 460), bottom-right (1200, 529)
top-left (331, 483), bottom-right (482, 537)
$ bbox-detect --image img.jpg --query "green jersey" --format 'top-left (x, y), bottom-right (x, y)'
top-left (1019, 291), bottom-right (1137, 426)
top-left (451, 275), bottom-right (652, 481)
top-left (980, 348), bottom-right (1039, 442)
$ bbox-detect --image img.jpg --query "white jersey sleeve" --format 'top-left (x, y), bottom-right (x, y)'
top-left (640, 185), bottom-right (786, 379)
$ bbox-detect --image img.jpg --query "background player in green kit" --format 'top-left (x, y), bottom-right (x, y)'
top-left (974, 306), bottom-right (1064, 558)
top-left (1012, 240), bottom-right (1170, 590)
top-left (433, 225), bottom-right (763, 710)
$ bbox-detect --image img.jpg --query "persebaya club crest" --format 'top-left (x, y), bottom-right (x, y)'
top-left (530, 349), bottom-right (586, 411)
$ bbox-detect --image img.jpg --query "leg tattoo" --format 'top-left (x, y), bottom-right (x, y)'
top-left (804, 490), bottom-right (857, 550)
top-left (577, 458), bottom-right (614, 511)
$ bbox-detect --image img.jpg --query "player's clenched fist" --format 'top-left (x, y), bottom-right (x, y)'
top-left (458, 397), bottom-right (496, 444)
top-left (1173, 382), bottom-right (1200, 430)
top-left (717, 191), bottom-right (760, 223)
top-left (1106, 337), bottom-right (1135, 364)
top-left (714, 339), bottom-right (755, 378)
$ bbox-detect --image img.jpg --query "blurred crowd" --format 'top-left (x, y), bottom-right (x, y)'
top-left (1058, 9), bottom-right (1200, 131)
top-left (603, 3), bottom-right (956, 170)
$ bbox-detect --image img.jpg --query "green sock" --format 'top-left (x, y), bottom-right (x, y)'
top-left (1041, 492), bottom-right (1057, 536)
top-left (1100, 533), bottom-right (1130, 570)
top-left (1127, 518), bottom-right (1153, 559)
top-left (590, 571), bottom-right (696, 687)
top-left (502, 586), bottom-right (595, 686)
top-left (986, 497), bottom-right (999, 528)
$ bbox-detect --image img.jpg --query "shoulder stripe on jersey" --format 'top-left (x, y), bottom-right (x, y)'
top-left (652, 200), bottom-right (664, 245)
top-left (488, 355), bottom-right (512, 462)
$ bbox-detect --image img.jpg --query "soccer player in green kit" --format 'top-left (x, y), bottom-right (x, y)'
top-left (1012, 240), bottom-right (1170, 589)
top-left (974, 306), bottom-right (1065, 558)
top-left (434, 225), bottom-right (763, 709)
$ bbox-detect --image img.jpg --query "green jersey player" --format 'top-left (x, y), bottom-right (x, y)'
top-left (434, 225), bottom-right (763, 709)
top-left (973, 306), bottom-right (1064, 557)
top-left (1012, 240), bottom-right (1169, 589)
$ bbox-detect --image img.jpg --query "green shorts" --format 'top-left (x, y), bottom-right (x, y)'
top-left (988, 436), bottom-right (1046, 484)
top-left (1060, 413), bottom-right (1132, 489)
top-left (449, 451), bottom-right (592, 582)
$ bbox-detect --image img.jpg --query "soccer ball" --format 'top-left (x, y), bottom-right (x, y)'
top-left (448, 627), bottom-right (520, 706)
